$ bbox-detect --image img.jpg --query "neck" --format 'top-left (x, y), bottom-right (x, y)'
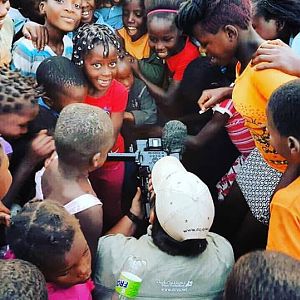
top-left (235, 27), bottom-right (265, 71)
top-left (58, 159), bottom-right (89, 180)
top-left (45, 22), bottom-right (65, 54)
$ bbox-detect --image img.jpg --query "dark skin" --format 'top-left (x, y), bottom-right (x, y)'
top-left (131, 16), bottom-right (187, 118)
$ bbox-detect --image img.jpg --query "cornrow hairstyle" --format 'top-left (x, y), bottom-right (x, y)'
top-left (224, 251), bottom-right (300, 300)
top-left (145, 0), bottom-right (183, 23)
top-left (176, 0), bottom-right (252, 36)
top-left (36, 56), bottom-right (88, 102)
top-left (0, 259), bottom-right (48, 300)
top-left (252, 0), bottom-right (300, 36)
top-left (54, 103), bottom-right (113, 167)
top-left (268, 79), bottom-right (300, 141)
top-left (0, 68), bottom-right (41, 114)
top-left (72, 23), bottom-right (122, 66)
top-left (7, 199), bottom-right (79, 276)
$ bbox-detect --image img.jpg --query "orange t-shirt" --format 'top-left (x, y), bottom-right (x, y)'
top-left (118, 27), bottom-right (150, 60)
top-left (267, 177), bottom-right (300, 260)
top-left (232, 61), bottom-right (297, 172)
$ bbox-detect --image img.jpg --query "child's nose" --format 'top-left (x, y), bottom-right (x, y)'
top-left (128, 12), bottom-right (135, 23)
top-left (64, 1), bottom-right (75, 12)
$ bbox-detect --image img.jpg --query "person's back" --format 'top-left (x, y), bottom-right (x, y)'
top-left (94, 156), bottom-right (234, 299)
top-left (266, 79), bottom-right (300, 260)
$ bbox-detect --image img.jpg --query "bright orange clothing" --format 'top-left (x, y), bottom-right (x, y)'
top-left (267, 177), bottom-right (300, 260)
top-left (232, 62), bottom-right (296, 172)
top-left (118, 27), bottom-right (150, 59)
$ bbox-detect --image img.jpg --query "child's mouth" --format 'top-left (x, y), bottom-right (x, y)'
top-left (97, 79), bottom-right (111, 87)
top-left (82, 11), bottom-right (91, 19)
top-left (127, 27), bottom-right (138, 36)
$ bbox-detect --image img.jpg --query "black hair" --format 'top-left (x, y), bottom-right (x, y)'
top-left (0, 259), bottom-right (48, 300)
top-left (7, 199), bottom-right (78, 276)
top-left (0, 68), bottom-right (41, 114)
top-left (145, 0), bottom-right (183, 24)
top-left (176, 0), bottom-right (252, 36)
top-left (252, 0), bottom-right (300, 37)
top-left (36, 56), bottom-right (87, 104)
top-left (151, 211), bottom-right (208, 257)
top-left (224, 250), bottom-right (300, 300)
top-left (123, 0), bottom-right (145, 8)
top-left (72, 23), bottom-right (122, 66)
top-left (268, 79), bottom-right (300, 140)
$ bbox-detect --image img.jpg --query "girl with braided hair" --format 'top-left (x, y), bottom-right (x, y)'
top-left (7, 199), bottom-right (94, 299)
top-left (251, 0), bottom-right (300, 54)
top-left (176, 0), bottom-right (297, 257)
top-left (73, 23), bottom-right (128, 232)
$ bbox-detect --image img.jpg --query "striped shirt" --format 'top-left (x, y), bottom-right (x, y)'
top-left (10, 35), bottom-right (73, 77)
top-left (213, 99), bottom-right (255, 156)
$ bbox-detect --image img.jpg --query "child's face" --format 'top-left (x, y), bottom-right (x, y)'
top-left (46, 227), bottom-right (92, 287)
top-left (0, 0), bottom-right (10, 30)
top-left (40, 0), bottom-right (82, 33)
top-left (192, 23), bottom-right (237, 66)
top-left (148, 17), bottom-right (182, 59)
top-left (266, 107), bottom-right (290, 159)
top-left (81, 0), bottom-right (96, 24)
top-left (123, 0), bottom-right (146, 41)
top-left (0, 106), bottom-right (39, 138)
top-left (83, 44), bottom-right (118, 95)
top-left (116, 62), bottom-right (134, 92)
top-left (0, 146), bottom-right (12, 200)
top-left (51, 85), bottom-right (88, 112)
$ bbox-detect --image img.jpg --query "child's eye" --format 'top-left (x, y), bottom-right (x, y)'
top-left (74, 3), bottom-right (81, 9)
top-left (149, 37), bottom-right (157, 43)
top-left (55, 0), bottom-right (64, 3)
top-left (109, 62), bottom-right (117, 68)
top-left (93, 63), bottom-right (102, 69)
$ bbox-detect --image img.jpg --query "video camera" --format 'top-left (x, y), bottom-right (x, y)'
top-left (107, 138), bottom-right (180, 219)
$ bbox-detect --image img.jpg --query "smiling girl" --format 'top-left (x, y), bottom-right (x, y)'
top-left (73, 23), bottom-right (127, 231)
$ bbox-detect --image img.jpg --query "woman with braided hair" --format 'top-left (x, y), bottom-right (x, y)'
top-left (176, 0), bottom-right (297, 257)
top-left (73, 23), bottom-right (128, 232)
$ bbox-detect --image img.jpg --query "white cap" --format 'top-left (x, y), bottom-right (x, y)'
top-left (151, 156), bottom-right (215, 241)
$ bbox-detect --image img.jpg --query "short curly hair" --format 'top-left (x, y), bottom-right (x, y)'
top-left (0, 259), bottom-right (48, 300)
top-left (0, 68), bottom-right (41, 114)
top-left (54, 103), bottom-right (113, 167)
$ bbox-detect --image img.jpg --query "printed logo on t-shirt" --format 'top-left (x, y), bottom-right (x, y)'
top-left (156, 280), bottom-right (193, 293)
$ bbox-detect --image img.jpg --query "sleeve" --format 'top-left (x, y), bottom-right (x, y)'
top-left (267, 201), bottom-right (300, 260)
top-left (11, 39), bottom-right (34, 77)
top-left (213, 99), bottom-right (235, 117)
top-left (130, 84), bottom-right (157, 125)
top-left (253, 67), bottom-right (297, 101)
top-left (111, 81), bottom-right (128, 112)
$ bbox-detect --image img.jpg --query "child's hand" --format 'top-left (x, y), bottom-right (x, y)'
top-left (130, 187), bottom-right (143, 219)
top-left (251, 39), bottom-right (300, 76)
top-left (27, 130), bottom-right (55, 165)
top-left (0, 201), bottom-right (10, 227)
top-left (22, 22), bottom-right (49, 51)
top-left (198, 87), bottom-right (233, 111)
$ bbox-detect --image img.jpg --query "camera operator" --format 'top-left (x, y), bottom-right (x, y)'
top-left (93, 156), bottom-right (234, 299)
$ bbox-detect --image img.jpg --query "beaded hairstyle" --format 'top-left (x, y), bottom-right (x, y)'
top-left (0, 68), bottom-right (42, 114)
top-left (72, 23), bottom-right (122, 66)
top-left (0, 259), bottom-right (48, 300)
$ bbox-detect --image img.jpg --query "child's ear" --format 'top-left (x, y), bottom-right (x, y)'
top-left (91, 152), bottom-right (102, 168)
top-left (288, 136), bottom-right (300, 154)
top-left (224, 25), bottom-right (238, 42)
top-left (39, 1), bottom-right (46, 16)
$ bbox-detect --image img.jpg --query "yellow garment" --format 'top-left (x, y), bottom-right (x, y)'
top-left (267, 177), bottom-right (300, 260)
top-left (232, 62), bottom-right (296, 172)
top-left (118, 27), bottom-right (150, 59)
top-left (0, 16), bottom-right (14, 67)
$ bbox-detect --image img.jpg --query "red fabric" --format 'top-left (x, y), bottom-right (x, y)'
top-left (85, 79), bottom-right (128, 154)
top-left (165, 38), bottom-right (199, 81)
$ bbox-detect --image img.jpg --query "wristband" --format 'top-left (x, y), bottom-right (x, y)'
top-left (126, 211), bottom-right (143, 226)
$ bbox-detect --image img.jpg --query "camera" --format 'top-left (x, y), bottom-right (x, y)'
top-left (107, 138), bottom-right (180, 219)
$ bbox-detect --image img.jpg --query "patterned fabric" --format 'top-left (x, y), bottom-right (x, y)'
top-left (213, 98), bottom-right (255, 156)
top-left (236, 148), bottom-right (282, 225)
top-left (11, 35), bottom-right (73, 77)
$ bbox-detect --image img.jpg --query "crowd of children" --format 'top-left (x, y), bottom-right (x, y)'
top-left (0, 0), bottom-right (300, 299)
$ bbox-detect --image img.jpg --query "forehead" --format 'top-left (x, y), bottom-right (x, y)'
top-left (148, 16), bottom-right (177, 35)
top-left (85, 43), bottom-right (118, 60)
top-left (192, 23), bottom-right (216, 42)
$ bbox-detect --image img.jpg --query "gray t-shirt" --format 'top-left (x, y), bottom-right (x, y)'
top-left (94, 226), bottom-right (234, 299)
